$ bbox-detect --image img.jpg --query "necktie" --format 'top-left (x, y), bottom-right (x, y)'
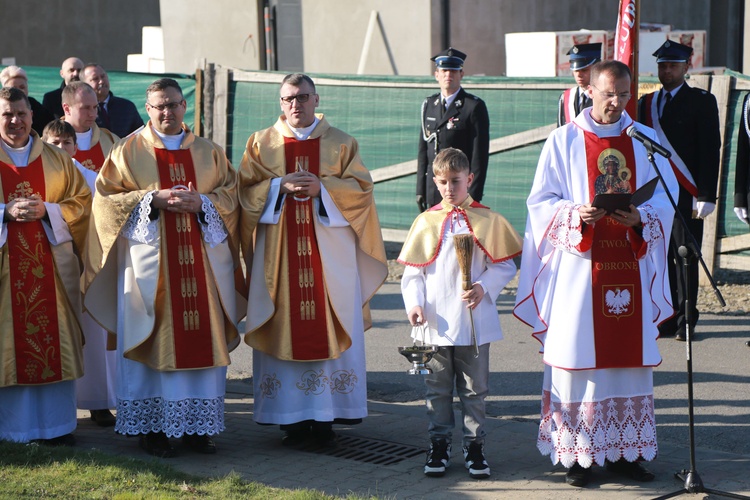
top-left (440, 98), bottom-right (447, 118)
top-left (661, 92), bottom-right (672, 118)
top-left (98, 102), bottom-right (110, 129)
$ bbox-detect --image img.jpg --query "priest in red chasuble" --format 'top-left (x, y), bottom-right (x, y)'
top-left (83, 78), bottom-right (244, 458)
top-left (0, 87), bottom-right (91, 445)
top-left (514, 61), bottom-right (679, 488)
top-left (62, 80), bottom-right (120, 427)
top-left (239, 73), bottom-right (387, 446)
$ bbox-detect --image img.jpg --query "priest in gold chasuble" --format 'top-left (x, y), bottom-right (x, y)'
top-left (240, 74), bottom-right (387, 445)
top-left (0, 88), bottom-right (91, 444)
top-left (83, 79), bottom-right (244, 457)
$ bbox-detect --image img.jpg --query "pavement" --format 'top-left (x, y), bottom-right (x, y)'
top-left (73, 282), bottom-right (750, 500)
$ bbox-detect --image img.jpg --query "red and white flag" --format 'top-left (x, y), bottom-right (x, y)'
top-left (615, 0), bottom-right (640, 118)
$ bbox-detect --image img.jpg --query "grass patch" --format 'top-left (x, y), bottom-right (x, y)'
top-left (0, 441), bottom-right (374, 499)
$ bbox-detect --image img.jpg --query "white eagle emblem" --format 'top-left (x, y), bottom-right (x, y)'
top-left (605, 288), bottom-right (631, 315)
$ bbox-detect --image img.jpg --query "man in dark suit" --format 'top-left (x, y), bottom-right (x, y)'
top-left (42, 57), bottom-right (84, 119)
top-left (417, 48), bottom-right (489, 211)
top-left (82, 63), bottom-right (144, 138)
top-left (637, 41), bottom-right (721, 341)
top-left (557, 43), bottom-right (601, 127)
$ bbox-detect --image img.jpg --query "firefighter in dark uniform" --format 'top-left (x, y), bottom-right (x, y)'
top-left (557, 43), bottom-right (602, 127)
top-left (637, 41), bottom-right (721, 341)
top-left (417, 48), bottom-right (490, 211)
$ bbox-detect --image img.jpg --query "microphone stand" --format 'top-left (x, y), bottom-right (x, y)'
top-left (643, 146), bottom-right (747, 500)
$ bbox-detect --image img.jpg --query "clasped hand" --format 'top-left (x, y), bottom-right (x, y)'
top-left (281, 171), bottom-right (321, 198)
top-left (7, 194), bottom-right (46, 222)
top-left (152, 182), bottom-right (202, 213)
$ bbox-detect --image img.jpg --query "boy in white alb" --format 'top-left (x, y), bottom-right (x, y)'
top-left (398, 148), bottom-right (522, 479)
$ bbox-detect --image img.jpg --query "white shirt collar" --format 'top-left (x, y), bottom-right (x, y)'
top-left (287, 117), bottom-right (320, 141)
top-left (1, 136), bottom-right (33, 167)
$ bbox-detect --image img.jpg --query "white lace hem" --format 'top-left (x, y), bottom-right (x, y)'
top-left (537, 390), bottom-right (658, 468)
top-left (114, 396), bottom-right (225, 437)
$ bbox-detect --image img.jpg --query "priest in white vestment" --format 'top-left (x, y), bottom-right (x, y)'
top-left (514, 61), bottom-right (678, 488)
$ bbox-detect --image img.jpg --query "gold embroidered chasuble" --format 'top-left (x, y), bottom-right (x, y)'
top-left (0, 135), bottom-right (91, 386)
top-left (82, 122), bottom-right (243, 371)
top-left (239, 114), bottom-right (387, 361)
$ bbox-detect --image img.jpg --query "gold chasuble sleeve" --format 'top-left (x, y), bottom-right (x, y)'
top-left (82, 123), bottom-right (242, 371)
top-left (239, 115), bottom-right (387, 361)
top-left (0, 137), bottom-right (91, 387)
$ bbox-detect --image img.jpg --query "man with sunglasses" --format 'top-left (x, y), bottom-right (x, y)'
top-left (239, 73), bottom-right (387, 448)
top-left (83, 78), bottom-right (244, 458)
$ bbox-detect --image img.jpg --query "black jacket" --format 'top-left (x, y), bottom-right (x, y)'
top-left (417, 88), bottom-right (490, 207)
top-left (637, 83), bottom-right (720, 212)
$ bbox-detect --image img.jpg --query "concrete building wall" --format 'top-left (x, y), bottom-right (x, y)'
top-left (159, 0), bottom-right (263, 74)
top-left (300, 0), bottom-right (433, 76)
top-left (0, 0), bottom-right (159, 70)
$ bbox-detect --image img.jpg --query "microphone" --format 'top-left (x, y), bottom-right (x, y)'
top-left (626, 126), bottom-right (671, 158)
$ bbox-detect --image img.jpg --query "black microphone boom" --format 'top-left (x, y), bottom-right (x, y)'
top-left (626, 126), bottom-right (672, 158)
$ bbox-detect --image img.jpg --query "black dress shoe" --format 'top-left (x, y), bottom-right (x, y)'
top-left (182, 434), bottom-right (217, 454)
top-left (37, 433), bottom-right (76, 447)
top-left (90, 409), bottom-right (116, 427)
top-left (281, 428), bottom-right (310, 447)
top-left (565, 463), bottom-right (592, 487)
top-left (139, 432), bottom-right (176, 458)
top-left (606, 458), bottom-right (655, 482)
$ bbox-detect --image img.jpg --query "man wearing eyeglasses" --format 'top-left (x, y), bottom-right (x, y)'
top-left (82, 63), bottom-right (144, 138)
top-left (60, 81), bottom-right (119, 427)
top-left (515, 61), bottom-right (678, 488)
top-left (239, 73), bottom-right (387, 448)
top-left (417, 48), bottom-right (490, 212)
top-left (637, 41), bottom-right (721, 342)
top-left (83, 78), bottom-right (244, 459)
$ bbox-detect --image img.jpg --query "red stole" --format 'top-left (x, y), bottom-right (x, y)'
top-left (0, 158), bottom-right (62, 384)
top-left (74, 142), bottom-right (106, 173)
top-left (283, 137), bottom-right (330, 361)
top-left (584, 131), bottom-right (643, 368)
top-left (153, 148), bottom-right (214, 369)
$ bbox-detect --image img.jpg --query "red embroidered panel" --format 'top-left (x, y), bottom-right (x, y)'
top-left (584, 131), bottom-right (643, 368)
top-left (154, 148), bottom-right (214, 369)
top-left (282, 137), bottom-right (330, 361)
top-left (1, 158), bottom-right (62, 384)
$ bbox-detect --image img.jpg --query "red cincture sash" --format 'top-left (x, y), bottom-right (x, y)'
top-left (1, 158), bottom-right (62, 384)
top-left (584, 131), bottom-right (643, 368)
top-left (74, 143), bottom-right (106, 173)
top-left (154, 148), bottom-right (213, 369)
top-left (283, 137), bottom-right (329, 360)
